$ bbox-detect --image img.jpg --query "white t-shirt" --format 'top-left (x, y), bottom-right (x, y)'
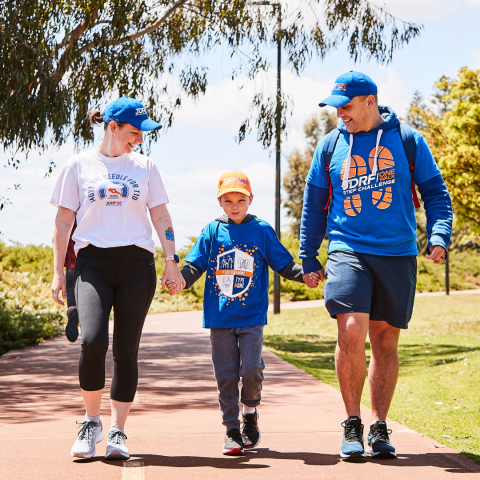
top-left (50, 149), bottom-right (169, 255)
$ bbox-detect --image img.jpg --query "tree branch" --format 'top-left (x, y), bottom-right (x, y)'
top-left (76, 0), bottom-right (189, 57)
top-left (54, 9), bottom-right (99, 82)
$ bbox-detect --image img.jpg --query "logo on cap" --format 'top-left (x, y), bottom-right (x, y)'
top-left (334, 83), bottom-right (347, 91)
top-left (135, 107), bottom-right (147, 116)
top-left (222, 177), bottom-right (247, 187)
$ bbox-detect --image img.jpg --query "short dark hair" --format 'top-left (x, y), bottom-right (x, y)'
top-left (357, 94), bottom-right (378, 104)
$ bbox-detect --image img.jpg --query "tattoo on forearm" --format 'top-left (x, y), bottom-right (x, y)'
top-left (165, 227), bottom-right (175, 241)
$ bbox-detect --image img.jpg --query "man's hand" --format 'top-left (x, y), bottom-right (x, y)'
top-left (303, 269), bottom-right (325, 288)
top-left (426, 245), bottom-right (447, 264)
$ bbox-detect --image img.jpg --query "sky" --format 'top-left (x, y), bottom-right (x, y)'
top-left (1, 0), bottom-right (480, 249)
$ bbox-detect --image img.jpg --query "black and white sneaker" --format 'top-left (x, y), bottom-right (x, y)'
top-left (241, 409), bottom-right (261, 449)
top-left (222, 429), bottom-right (245, 456)
top-left (367, 421), bottom-right (396, 458)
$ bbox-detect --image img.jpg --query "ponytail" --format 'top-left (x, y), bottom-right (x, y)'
top-left (88, 108), bottom-right (127, 130)
top-left (88, 109), bottom-right (104, 126)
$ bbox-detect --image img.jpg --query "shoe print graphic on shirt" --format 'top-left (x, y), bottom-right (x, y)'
top-left (341, 155), bottom-right (367, 216)
top-left (369, 146), bottom-right (395, 210)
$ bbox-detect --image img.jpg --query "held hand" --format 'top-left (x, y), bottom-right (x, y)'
top-left (162, 261), bottom-right (185, 294)
top-left (303, 269), bottom-right (325, 288)
top-left (51, 271), bottom-right (66, 306)
top-left (426, 245), bottom-right (447, 265)
top-left (165, 280), bottom-right (182, 296)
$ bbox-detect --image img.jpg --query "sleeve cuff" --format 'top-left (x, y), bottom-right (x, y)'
top-left (302, 257), bottom-right (323, 274)
top-left (427, 234), bottom-right (449, 252)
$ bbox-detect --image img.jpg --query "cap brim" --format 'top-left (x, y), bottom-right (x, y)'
top-left (217, 187), bottom-right (252, 198)
top-left (319, 94), bottom-right (353, 108)
top-left (129, 118), bottom-right (162, 131)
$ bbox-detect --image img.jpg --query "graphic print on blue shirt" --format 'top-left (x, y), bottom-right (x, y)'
top-left (185, 218), bottom-right (293, 329)
top-left (306, 106), bottom-right (441, 256)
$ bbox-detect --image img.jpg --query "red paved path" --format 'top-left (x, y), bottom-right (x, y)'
top-left (1, 310), bottom-right (479, 479)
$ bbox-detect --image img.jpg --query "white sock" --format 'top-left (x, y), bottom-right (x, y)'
top-left (85, 414), bottom-right (100, 423)
top-left (243, 405), bottom-right (256, 415)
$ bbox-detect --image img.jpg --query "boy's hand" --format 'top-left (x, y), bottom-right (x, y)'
top-left (165, 279), bottom-right (183, 296)
top-left (303, 270), bottom-right (325, 288)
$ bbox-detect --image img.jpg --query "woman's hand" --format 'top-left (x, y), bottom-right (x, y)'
top-left (162, 261), bottom-right (185, 294)
top-left (51, 270), bottom-right (67, 306)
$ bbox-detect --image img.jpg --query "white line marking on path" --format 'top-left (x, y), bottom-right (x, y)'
top-left (122, 460), bottom-right (145, 480)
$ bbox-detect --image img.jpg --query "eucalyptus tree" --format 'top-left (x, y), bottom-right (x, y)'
top-left (1, 0), bottom-right (422, 164)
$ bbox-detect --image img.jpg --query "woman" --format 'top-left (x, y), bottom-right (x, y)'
top-left (50, 96), bottom-right (184, 460)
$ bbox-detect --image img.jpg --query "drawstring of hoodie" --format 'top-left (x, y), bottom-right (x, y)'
top-left (342, 129), bottom-right (383, 190)
top-left (371, 129), bottom-right (383, 177)
top-left (341, 133), bottom-right (354, 190)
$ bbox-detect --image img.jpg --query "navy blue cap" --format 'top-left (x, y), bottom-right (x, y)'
top-left (103, 96), bottom-right (162, 131)
top-left (319, 71), bottom-right (377, 108)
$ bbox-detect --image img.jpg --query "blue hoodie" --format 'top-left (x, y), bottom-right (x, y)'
top-left (300, 106), bottom-right (452, 271)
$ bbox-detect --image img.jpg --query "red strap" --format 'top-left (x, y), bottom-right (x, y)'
top-left (410, 165), bottom-right (420, 209)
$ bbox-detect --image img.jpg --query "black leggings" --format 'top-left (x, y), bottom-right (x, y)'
top-left (75, 245), bottom-right (156, 402)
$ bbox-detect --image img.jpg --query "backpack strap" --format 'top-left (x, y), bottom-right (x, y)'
top-left (398, 123), bottom-right (421, 209)
top-left (322, 128), bottom-right (341, 211)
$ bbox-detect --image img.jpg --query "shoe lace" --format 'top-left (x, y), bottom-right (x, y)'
top-left (242, 413), bottom-right (257, 434)
top-left (228, 429), bottom-right (244, 446)
top-left (108, 431), bottom-right (127, 445)
top-left (341, 421), bottom-right (364, 443)
top-left (371, 427), bottom-right (392, 444)
top-left (76, 421), bottom-right (96, 443)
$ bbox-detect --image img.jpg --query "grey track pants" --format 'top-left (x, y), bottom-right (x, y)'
top-left (210, 325), bottom-right (265, 432)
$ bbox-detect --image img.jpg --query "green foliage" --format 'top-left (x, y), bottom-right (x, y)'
top-left (264, 294), bottom-right (480, 463)
top-left (270, 234), bottom-right (328, 300)
top-left (283, 111), bottom-right (337, 237)
top-left (1, 0), bottom-right (422, 161)
top-left (407, 68), bottom-right (480, 235)
top-left (0, 298), bottom-right (63, 356)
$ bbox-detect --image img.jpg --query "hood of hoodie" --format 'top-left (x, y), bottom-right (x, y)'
top-left (337, 105), bottom-right (400, 190)
top-left (337, 105), bottom-right (400, 136)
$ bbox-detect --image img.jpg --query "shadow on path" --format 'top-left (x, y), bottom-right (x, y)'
top-left (73, 448), bottom-right (475, 473)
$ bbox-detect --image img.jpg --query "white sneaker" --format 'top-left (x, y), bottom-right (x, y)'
top-left (71, 420), bottom-right (104, 458)
top-left (105, 429), bottom-right (129, 459)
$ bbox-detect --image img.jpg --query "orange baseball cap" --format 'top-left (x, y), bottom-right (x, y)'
top-left (217, 171), bottom-right (252, 198)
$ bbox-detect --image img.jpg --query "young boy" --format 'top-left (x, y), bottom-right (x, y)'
top-left (167, 171), bottom-right (319, 456)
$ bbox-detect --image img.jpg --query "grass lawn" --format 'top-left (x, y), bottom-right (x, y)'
top-left (264, 294), bottom-right (480, 463)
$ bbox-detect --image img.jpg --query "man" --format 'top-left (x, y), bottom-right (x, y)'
top-left (300, 71), bottom-right (452, 460)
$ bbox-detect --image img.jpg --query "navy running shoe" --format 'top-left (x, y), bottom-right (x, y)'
top-left (367, 420), bottom-right (396, 458)
top-left (340, 416), bottom-right (366, 460)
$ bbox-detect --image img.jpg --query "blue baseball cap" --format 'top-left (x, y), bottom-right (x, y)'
top-left (103, 96), bottom-right (162, 131)
top-left (319, 71), bottom-right (377, 108)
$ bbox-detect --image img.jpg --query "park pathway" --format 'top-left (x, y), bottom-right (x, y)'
top-left (1, 309), bottom-right (480, 479)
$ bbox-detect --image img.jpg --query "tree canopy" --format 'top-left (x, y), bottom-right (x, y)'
top-left (1, 0), bottom-right (422, 164)
top-left (407, 68), bottom-right (480, 236)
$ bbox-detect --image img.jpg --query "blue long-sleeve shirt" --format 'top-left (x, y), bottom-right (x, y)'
top-left (300, 174), bottom-right (453, 273)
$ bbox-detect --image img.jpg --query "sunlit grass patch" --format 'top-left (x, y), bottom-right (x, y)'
top-left (265, 294), bottom-right (480, 463)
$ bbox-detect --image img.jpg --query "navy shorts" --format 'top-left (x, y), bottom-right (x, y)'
top-left (324, 251), bottom-right (417, 329)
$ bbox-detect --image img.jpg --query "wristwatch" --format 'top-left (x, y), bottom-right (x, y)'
top-left (165, 254), bottom-right (180, 263)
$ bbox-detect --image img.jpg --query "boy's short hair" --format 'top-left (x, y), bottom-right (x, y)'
top-left (217, 171), bottom-right (252, 198)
